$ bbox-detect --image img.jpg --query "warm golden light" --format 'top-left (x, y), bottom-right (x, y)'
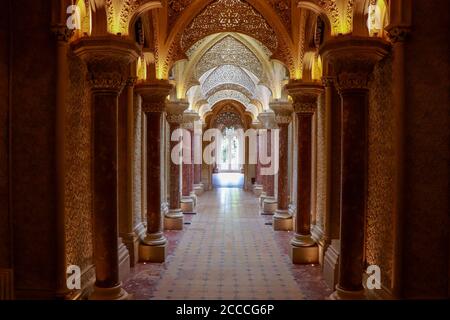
top-left (311, 55), bottom-right (323, 81)
top-left (137, 56), bottom-right (147, 81)
top-left (368, 0), bottom-right (388, 37)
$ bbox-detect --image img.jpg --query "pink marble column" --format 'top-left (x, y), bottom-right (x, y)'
top-left (190, 130), bottom-right (195, 193)
top-left (256, 133), bottom-right (262, 184)
top-left (181, 111), bottom-right (199, 213)
top-left (264, 129), bottom-right (275, 197)
top-left (135, 80), bottom-right (173, 263)
top-left (320, 36), bottom-right (389, 299)
top-left (165, 101), bottom-right (188, 230)
top-left (193, 129), bottom-right (204, 195)
top-left (253, 125), bottom-right (264, 196)
top-left (285, 81), bottom-right (323, 263)
top-left (72, 36), bottom-right (140, 300)
top-left (182, 128), bottom-right (192, 198)
top-left (271, 102), bottom-right (293, 231)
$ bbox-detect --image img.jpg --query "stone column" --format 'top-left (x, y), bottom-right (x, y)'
top-left (118, 76), bottom-right (140, 267)
top-left (181, 111), bottom-right (199, 213)
top-left (285, 81), bottom-right (323, 263)
top-left (322, 76), bottom-right (342, 288)
top-left (386, 23), bottom-right (411, 298)
top-left (51, 24), bottom-right (73, 299)
top-left (193, 127), bottom-right (204, 195)
top-left (252, 122), bottom-right (263, 196)
top-left (257, 112), bottom-right (277, 215)
top-left (271, 102), bottom-right (294, 231)
top-left (165, 101), bottom-right (188, 230)
top-left (320, 36), bottom-right (389, 299)
top-left (72, 36), bottom-right (140, 300)
top-left (135, 80), bottom-right (173, 263)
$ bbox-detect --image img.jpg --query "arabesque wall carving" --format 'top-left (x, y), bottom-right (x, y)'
top-left (65, 53), bottom-right (94, 282)
top-left (366, 54), bottom-right (394, 290)
top-left (180, 0), bottom-right (278, 53)
top-left (196, 36), bottom-right (264, 80)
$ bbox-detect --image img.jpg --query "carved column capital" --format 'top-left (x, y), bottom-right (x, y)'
top-left (270, 101), bottom-right (293, 125)
top-left (319, 36), bottom-right (390, 93)
top-left (386, 25), bottom-right (411, 43)
top-left (72, 36), bottom-right (141, 93)
top-left (135, 80), bottom-right (173, 113)
top-left (51, 24), bottom-right (74, 42)
top-left (285, 81), bottom-right (323, 114)
top-left (258, 111), bottom-right (277, 130)
top-left (321, 76), bottom-right (334, 88)
top-left (182, 110), bottom-right (200, 130)
top-left (166, 101), bottom-right (189, 125)
top-left (126, 77), bottom-right (138, 87)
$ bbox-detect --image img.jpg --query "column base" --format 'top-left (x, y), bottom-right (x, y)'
top-left (120, 232), bottom-right (139, 267)
top-left (253, 184), bottom-right (263, 197)
top-left (140, 232), bottom-right (166, 263)
top-left (261, 197), bottom-right (277, 215)
top-left (273, 210), bottom-right (293, 231)
top-left (181, 196), bottom-right (195, 213)
top-left (259, 193), bottom-right (267, 208)
top-left (323, 239), bottom-right (340, 290)
top-left (139, 243), bottom-right (167, 263)
top-left (190, 192), bottom-right (198, 207)
top-left (89, 284), bottom-right (129, 300)
top-left (290, 236), bottom-right (319, 264)
top-left (118, 240), bottom-right (131, 281)
top-left (165, 209), bottom-right (184, 230)
top-left (329, 286), bottom-right (367, 300)
top-left (193, 184), bottom-right (204, 196)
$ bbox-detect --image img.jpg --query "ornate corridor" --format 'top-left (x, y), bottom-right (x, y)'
top-left (124, 189), bottom-right (331, 300)
top-left (0, 0), bottom-right (449, 301)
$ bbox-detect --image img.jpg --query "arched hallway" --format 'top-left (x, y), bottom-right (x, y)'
top-left (0, 0), bottom-right (449, 302)
top-left (124, 189), bottom-right (331, 300)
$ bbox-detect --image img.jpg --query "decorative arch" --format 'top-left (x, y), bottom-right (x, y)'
top-left (162, 0), bottom-right (294, 79)
top-left (205, 100), bottom-right (252, 130)
top-left (128, 0), bottom-right (164, 36)
top-left (202, 65), bottom-right (256, 97)
top-left (182, 32), bottom-right (275, 96)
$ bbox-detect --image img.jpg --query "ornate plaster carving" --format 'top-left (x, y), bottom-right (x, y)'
top-left (202, 64), bottom-right (256, 97)
top-left (208, 89), bottom-right (251, 107)
top-left (195, 36), bottom-right (265, 80)
top-left (266, 0), bottom-right (291, 31)
top-left (180, 0), bottom-right (279, 54)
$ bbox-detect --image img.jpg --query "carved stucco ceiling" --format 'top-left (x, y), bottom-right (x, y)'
top-left (195, 36), bottom-right (264, 80)
top-left (213, 109), bottom-right (245, 130)
top-left (205, 83), bottom-right (253, 100)
top-left (168, 0), bottom-right (194, 30)
top-left (208, 90), bottom-right (251, 107)
top-left (201, 64), bottom-right (256, 97)
top-left (180, 0), bottom-right (278, 54)
top-left (266, 0), bottom-right (291, 31)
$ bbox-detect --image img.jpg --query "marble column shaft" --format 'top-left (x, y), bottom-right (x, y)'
top-left (168, 120), bottom-right (182, 211)
top-left (194, 132), bottom-right (202, 184)
top-left (72, 36), bottom-right (140, 299)
top-left (255, 131), bottom-right (262, 185)
top-left (296, 112), bottom-right (314, 236)
top-left (264, 130), bottom-right (275, 197)
top-left (320, 36), bottom-right (390, 296)
top-left (182, 129), bottom-right (193, 197)
top-left (276, 122), bottom-right (290, 211)
top-left (135, 80), bottom-right (173, 250)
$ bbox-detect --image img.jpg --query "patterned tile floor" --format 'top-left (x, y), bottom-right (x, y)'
top-left (124, 188), bottom-right (332, 300)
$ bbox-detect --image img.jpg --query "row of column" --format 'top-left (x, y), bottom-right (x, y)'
top-left (72, 36), bottom-right (205, 300)
top-left (73, 34), bottom-right (390, 300)
top-left (252, 36), bottom-right (390, 299)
